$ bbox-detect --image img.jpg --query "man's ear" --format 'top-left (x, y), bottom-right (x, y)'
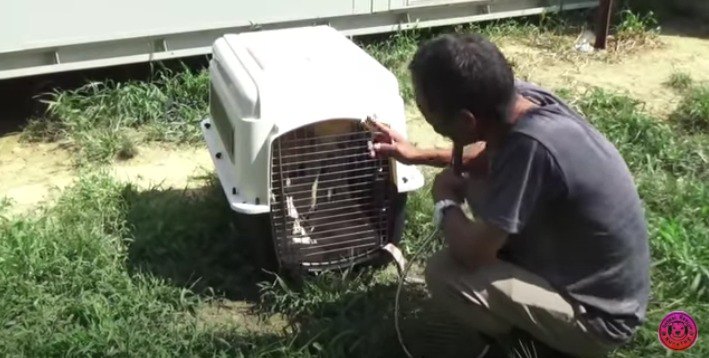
top-left (455, 109), bottom-right (477, 143)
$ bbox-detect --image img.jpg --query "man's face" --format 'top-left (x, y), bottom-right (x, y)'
top-left (413, 82), bottom-right (480, 144)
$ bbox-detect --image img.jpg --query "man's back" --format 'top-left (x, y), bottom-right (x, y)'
top-left (479, 81), bottom-right (651, 343)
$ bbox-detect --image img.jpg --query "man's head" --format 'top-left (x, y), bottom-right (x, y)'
top-left (408, 33), bottom-right (516, 144)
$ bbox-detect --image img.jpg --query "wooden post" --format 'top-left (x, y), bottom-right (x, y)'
top-left (594, 0), bottom-right (615, 50)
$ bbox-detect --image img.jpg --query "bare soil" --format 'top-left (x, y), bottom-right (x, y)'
top-left (2, 33), bottom-right (709, 215)
top-left (0, 138), bottom-right (214, 215)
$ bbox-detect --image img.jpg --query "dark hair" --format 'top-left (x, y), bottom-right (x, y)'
top-left (408, 33), bottom-right (515, 123)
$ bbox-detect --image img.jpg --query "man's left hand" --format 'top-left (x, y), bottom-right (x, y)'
top-left (433, 168), bottom-right (466, 203)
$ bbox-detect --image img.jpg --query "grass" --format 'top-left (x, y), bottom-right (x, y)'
top-left (22, 65), bottom-right (210, 165)
top-left (0, 172), bottom-right (305, 356)
top-left (5, 9), bottom-right (706, 357)
top-left (664, 72), bottom-right (694, 91)
top-left (3, 86), bottom-right (707, 357)
top-left (671, 84), bottom-right (709, 134)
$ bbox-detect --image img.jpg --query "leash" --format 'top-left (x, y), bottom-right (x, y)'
top-left (384, 142), bottom-right (466, 358)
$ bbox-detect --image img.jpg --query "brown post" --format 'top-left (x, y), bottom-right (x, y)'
top-left (594, 0), bottom-right (615, 50)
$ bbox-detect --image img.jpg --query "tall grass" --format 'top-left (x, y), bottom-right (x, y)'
top-left (664, 72), bottom-right (693, 91)
top-left (672, 85), bottom-right (709, 134)
top-left (23, 66), bottom-right (210, 165)
top-left (0, 172), bottom-right (315, 356)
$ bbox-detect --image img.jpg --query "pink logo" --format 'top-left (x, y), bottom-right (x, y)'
top-left (658, 311), bottom-right (698, 351)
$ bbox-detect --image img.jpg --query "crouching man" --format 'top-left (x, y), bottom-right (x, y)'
top-left (370, 33), bottom-right (650, 357)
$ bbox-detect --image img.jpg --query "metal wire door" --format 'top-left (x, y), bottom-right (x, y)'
top-left (270, 119), bottom-right (393, 270)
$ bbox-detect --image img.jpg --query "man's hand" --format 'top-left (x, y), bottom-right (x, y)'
top-left (367, 119), bottom-right (421, 165)
top-left (433, 168), bottom-right (466, 203)
top-left (463, 141), bottom-right (490, 178)
top-left (367, 119), bottom-right (489, 175)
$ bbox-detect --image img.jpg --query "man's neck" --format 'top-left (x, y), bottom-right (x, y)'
top-left (487, 95), bottom-right (538, 150)
top-left (509, 94), bottom-right (539, 125)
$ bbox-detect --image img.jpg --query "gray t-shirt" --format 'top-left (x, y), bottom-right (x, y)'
top-left (474, 81), bottom-right (651, 343)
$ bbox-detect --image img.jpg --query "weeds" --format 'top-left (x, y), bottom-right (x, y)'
top-left (23, 66), bottom-right (209, 165)
top-left (363, 8), bottom-right (661, 101)
top-left (664, 72), bottom-right (694, 91)
top-left (0, 172), bottom-right (306, 356)
top-left (672, 85), bottom-right (709, 134)
top-left (609, 9), bottom-right (661, 53)
top-left (362, 31), bottom-right (421, 102)
top-left (573, 88), bottom-right (708, 180)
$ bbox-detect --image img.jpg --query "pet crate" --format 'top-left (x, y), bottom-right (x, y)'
top-left (201, 26), bottom-right (424, 272)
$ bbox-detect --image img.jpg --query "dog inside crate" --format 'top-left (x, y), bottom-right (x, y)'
top-left (270, 119), bottom-right (392, 268)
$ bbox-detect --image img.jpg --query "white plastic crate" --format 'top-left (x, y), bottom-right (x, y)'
top-left (201, 25), bottom-right (424, 270)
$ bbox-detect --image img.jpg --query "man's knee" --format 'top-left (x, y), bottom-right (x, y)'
top-left (423, 249), bottom-right (490, 301)
top-left (425, 250), bottom-right (519, 307)
top-left (424, 249), bottom-right (515, 337)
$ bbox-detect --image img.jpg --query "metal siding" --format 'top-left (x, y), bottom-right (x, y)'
top-left (0, 0), bottom-right (367, 53)
top-left (0, 0), bottom-right (599, 79)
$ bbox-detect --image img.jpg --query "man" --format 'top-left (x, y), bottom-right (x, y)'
top-left (370, 33), bottom-right (650, 357)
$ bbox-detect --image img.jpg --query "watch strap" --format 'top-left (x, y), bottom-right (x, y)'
top-left (433, 199), bottom-right (460, 227)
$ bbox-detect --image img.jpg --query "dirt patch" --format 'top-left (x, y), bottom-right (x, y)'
top-left (405, 34), bottom-right (709, 149)
top-left (196, 299), bottom-right (288, 334)
top-left (110, 144), bottom-right (213, 189)
top-left (0, 133), bottom-right (213, 215)
top-left (0, 134), bottom-right (75, 214)
top-left (503, 34), bottom-right (709, 118)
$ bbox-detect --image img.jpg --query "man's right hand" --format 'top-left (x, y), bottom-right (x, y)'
top-left (367, 118), bottom-right (489, 176)
top-left (367, 119), bottom-right (422, 165)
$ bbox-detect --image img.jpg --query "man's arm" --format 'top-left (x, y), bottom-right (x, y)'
top-left (432, 134), bottom-right (564, 269)
top-left (432, 168), bottom-right (507, 269)
top-left (410, 148), bottom-right (458, 168)
top-left (369, 120), bottom-right (488, 173)
top-left (440, 206), bottom-right (508, 270)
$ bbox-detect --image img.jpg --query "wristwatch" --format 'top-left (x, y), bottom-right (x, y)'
top-left (433, 199), bottom-right (460, 227)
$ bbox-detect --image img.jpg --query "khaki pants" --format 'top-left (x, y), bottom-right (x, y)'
top-left (424, 249), bottom-right (614, 357)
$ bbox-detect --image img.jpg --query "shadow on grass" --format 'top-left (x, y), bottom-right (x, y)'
top-left (250, 256), bottom-right (490, 358)
top-left (626, 0), bottom-right (709, 38)
top-left (116, 175), bottom-right (479, 356)
top-left (261, 278), bottom-right (426, 357)
top-left (120, 178), bottom-right (272, 302)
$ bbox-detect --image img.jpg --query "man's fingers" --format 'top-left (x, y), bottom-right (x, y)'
top-left (372, 132), bottom-right (391, 143)
top-left (369, 119), bottom-right (405, 141)
top-left (368, 142), bottom-right (397, 158)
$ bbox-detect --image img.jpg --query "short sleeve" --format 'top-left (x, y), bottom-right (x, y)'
top-left (477, 134), bottom-right (565, 234)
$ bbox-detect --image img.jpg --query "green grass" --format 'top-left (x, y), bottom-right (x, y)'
top-left (664, 72), bottom-right (694, 91)
top-left (663, 71), bottom-right (708, 140)
top-left (671, 84), bottom-right (709, 134)
top-left (23, 65), bottom-right (210, 165)
top-left (0, 172), bottom-right (311, 356)
top-left (3, 86), bottom-right (707, 357)
top-left (7, 11), bottom-right (705, 357)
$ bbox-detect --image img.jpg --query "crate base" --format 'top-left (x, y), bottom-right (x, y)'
top-left (234, 192), bottom-right (408, 275)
